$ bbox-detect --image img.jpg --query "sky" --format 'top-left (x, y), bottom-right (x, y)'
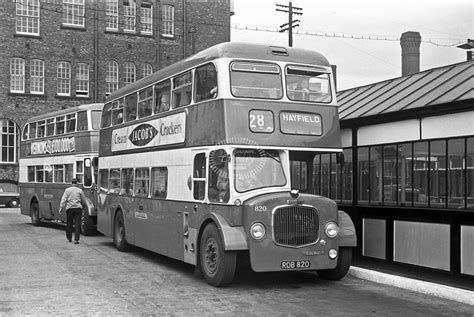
top-left (230, 0), bottom-right (473, 90)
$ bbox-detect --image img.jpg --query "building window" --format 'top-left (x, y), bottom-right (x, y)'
top-left (141, 2), bottom-right (153, 34)
top-left (10, 58), bottom-right (25, 93)
top-left (16, 0), bottom-right (40, 35)
top-left (142, 63), bottom-right (153, 78)
top-left (76, 63), bottom-right (89, 97)
top-left (123, 0), bottom-right (136, 32)
top-left (467, 137), bottom-right (474, 209)
top-left (448, 138), bottom-right (465, 209)
top-left (162, 5), bottom-right (174, 37)
top-left (0, 120), bottom-right (18, 163)
top-left (398, 143), bottom-right (413, 206)
top-left (413, 141), bottom-right (429, 206)
top-left (106, 61), bottom-right (119, 94)
top-left (57, 61), bottom-right (71, 96)
top-left (125, 62), bottom-right (136, 84)
top-left (62, 0), bottom-right (85, 27)
top-left (106, 0), bottom-right (119, 31)
top-left (430, 140), bottom-right (447, 208)
top-left (30, 59), bottom-right (44, 94)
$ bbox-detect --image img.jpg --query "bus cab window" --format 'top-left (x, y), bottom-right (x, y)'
top-left (77, 111), bottom-right (88, 131)
top-left (195, 63), bottom-right (217, 102)
top-left (193, 153), bottom-right (206, 200)
top-left (84, 159), bottom-right (92, 187)
top-left (208, 149), bottom-right (229, 203)
top-left (125, 93), bottom-right (137, 122)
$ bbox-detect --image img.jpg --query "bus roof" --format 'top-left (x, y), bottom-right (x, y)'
top-left (107, 42), bottom-right (331, 102)
top-left (26, 103), bottom-right (104, 123)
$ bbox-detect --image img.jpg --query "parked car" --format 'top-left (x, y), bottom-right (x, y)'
top-left (0, 180), bottom-right (20, 208)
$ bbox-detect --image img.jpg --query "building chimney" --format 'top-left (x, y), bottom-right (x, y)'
top-left (400, 31), bottom-right (421, 76)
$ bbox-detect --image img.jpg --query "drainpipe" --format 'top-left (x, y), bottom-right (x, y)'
top-left (94, 1), bottom-right (99, 102)
top-left (183, 0), bottom-right (187, 58)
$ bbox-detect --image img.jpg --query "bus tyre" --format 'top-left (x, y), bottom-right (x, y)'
top-left (317, 247), bottom-right (352, 280)
top-left (30, 201), bottom-right (40, 226)
top-left (81, 209), bottom-right (95, 236)
top-left (114, 211), bottom-right (130, 252)
top-left (199, 223), bottom-right (236, 287)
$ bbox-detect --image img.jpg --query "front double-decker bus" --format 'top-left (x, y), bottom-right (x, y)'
top-left (19, 103), bottom-right (103, 235)
top-left (97, 42), bottom-right (356, 286)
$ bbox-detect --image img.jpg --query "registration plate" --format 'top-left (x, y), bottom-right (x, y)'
top-left (280, 260), bottom-right (311, 270)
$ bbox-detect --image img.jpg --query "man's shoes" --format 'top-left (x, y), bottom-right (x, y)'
top-left (68, 238), bottom-right (72, 242)
top-left (74, 240), bottom-right (79, 244)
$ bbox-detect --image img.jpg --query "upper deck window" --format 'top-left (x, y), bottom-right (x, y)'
top-left (101, 103), bottom-right (112, 128)
top-left (286, 65), bottom-right (332, 103)
top-left (195, 63), bottom-right (217, 102)
top-left (230, 62), bottom-right (283, 100)
top-left (173, 72), bottom-right (192, 108)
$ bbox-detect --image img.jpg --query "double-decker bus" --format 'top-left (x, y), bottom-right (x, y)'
top-left (19, 103), bottom-right (103, 235)
top-left (97, 42), bottom-right (356, 286)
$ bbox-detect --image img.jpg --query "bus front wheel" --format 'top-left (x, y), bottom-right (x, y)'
top-left (317, 247), bottom-right (352, 280)
top-left (113, 211), bottom-right (130, 252)
top-left (199, 223), bottom-right (236, 287)
top-left (30, 201), bottom-right (40, 226)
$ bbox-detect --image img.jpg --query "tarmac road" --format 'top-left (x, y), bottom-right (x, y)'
top-left (0, 208), bottom-right (473, 316)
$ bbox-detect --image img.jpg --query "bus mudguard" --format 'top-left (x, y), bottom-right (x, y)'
top-left (338, 210), bottom-right (357, 247)
top-left (202, 212), bottom-right (248, 251)
top-left (84, 197), bottom-right (96, 216)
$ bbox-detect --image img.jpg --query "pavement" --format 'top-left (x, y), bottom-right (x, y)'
top-left (349, 267), bottom-right (474, 306)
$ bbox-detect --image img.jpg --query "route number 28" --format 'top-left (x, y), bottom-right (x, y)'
top-left (248, 110), bottom-right (274, 133)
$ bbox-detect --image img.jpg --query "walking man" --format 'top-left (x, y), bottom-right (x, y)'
top-left (59, 178), bottom-right (87, 244)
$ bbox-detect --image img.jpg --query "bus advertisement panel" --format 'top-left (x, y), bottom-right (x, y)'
top-left (19, 103), bottom-right (103, 235)
top-left (97, 43), bottom-right (356, 286)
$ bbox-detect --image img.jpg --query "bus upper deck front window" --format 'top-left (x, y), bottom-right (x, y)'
top-left (233, 149), bottom-right (286, 193)
top-left (286, 65), bottom-right (332, 103)
top-left (230, 62), bottom-right (283, 99)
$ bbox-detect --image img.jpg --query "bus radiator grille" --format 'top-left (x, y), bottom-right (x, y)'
top-left (273, 206), bottom-right (319, 247)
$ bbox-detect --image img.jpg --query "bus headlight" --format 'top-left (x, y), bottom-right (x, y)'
top-left (250, 222), bottom-right (266, 240)
top-left (325, 222), bottom-right (339, 238)
top-left (328, 249), bottom-right (338, 259)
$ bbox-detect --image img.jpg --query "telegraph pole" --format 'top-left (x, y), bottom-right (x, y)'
top-left (276, 2), bottom-right (302, 47)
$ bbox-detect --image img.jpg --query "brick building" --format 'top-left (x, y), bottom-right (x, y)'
top-left (0, 0), bottom-right (233, 183)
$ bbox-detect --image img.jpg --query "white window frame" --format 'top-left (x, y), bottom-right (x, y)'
top-left (106, 0), bottom-right (119, 31)
top-left (62, 0), bottom-right (85, 27)
top-left (140, 2), bottom-right (153, 35)
top-left (162, 5), bottom-right (174, 37)
top-left (76, 63), bottom-right (89, 97)
top-left (125, 62), bottom-right (136, 84)
top-left (123, 0), bottom-right (136, 32)
top-left (142, 63), bottom-right (153, 78)
top-left (106, 61), bottom-right (119, 94)
top-left (30, 59), bottom-right (44, 95)
top-left (16, 0), bottom-right (40, 36)
top-left (57, 61), bottom-right (71, 96)
top-left (0, 119), bottom-right (19, 163)
top-left (10, 58), bottom-right (25, 93)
